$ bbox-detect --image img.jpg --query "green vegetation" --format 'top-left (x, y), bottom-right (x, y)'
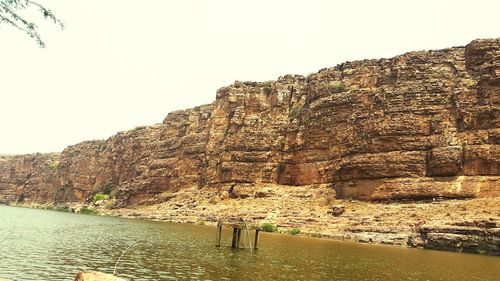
top-left (79, 207), bottom-right (98, 215)
top-left (261, 223), bottom-right (278, 232)
top-left (92, 181), bottom-right (113, 199)
top-left (47, 160), bottom-right (59, 170)
top-left (289, 105), bottom-right (303, 120)
top-left (106, 201), bottom-right (115, 209)
top-left (158, 191), bottom-right (175, 202)
top-left (263, 81), bottom-right (273, 95)
top-left (54, 206), bottom-right (70, 212)
top-left (93, 193), bottom-right (108, 203)
top-left (98, 142), bottom-right (108, 152)
top-left (288, 228), bottom-right (301, 235)
top-left (331, 82), bottom-right (346, 93)
top-left (43, 205), bottom-right (69, 212)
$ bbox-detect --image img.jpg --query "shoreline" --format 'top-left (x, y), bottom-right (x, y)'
top-left (7, 185), bottom-right (499, 256)
top-left (109, 204), bottom-right (499, 256)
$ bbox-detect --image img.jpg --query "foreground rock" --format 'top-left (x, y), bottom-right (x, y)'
top-left (74, 271), bottom-right (126, 281)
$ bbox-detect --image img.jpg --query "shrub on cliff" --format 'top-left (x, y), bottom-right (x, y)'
top-left (158, 191), bottom-right (175, 202)
top-left (289, 105), bottom-right (303, 120)
top-left (330, 82), bottom-right (346, 93)
top-left (47, 160), bottom-right (59, 170)
top-left (261, 223), bottom-right (278, 232)
top-left (288, 228), bottom-right (300, 235)
top-left (54, 206), bottom-right (70, 212)
top-left (79, 207), bottom-right (98, 215)
top-left (93, 193), bottom-right (107, 203)
top-left (262, 81), bottom-right (273, 95)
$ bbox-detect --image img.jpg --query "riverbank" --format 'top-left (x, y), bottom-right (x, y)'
top-left (10, 184), bottom-right (499, 255)
top-left (16, 184), bottom-right (496, 256)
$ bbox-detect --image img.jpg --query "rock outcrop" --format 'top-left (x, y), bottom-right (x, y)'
top-left (0, 153), bottom-right (59, 204)
top-left (74, 271), bottom-right (126, 281)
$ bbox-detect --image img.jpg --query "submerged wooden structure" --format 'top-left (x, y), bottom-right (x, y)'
top-left (215, 220), bottom-right (260, 250)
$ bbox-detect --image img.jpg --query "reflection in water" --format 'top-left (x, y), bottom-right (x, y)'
top-left (0, 205), bottom-right (499, 280)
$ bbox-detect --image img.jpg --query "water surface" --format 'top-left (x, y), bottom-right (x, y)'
top-left (0, 205), bottom-right (498, 280)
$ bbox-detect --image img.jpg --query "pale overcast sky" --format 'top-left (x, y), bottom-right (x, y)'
top-left (0, 0), bottom-right (498, 154)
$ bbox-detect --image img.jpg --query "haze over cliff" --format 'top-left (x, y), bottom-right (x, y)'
top-left (0, 38), bottom-right (498, 207)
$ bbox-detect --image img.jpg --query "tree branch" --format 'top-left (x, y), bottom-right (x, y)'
top-left (0, 0), bottom-right (63, 47)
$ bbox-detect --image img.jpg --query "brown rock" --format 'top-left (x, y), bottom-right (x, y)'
top-left (74, 271), bottom-right (126, 281)
top-left (220, 191), bottom-right (229, 200)
top-left (415, 224), bottom-right (500, 255)
top-left (427, 146), bottom-right (463, 176)
top-left (332, 205), bottom-right (345, 216)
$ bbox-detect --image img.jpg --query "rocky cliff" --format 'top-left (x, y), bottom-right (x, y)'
top-left (1, 39), bottom-right (499, 206)
top-left (1, 38), bottom-right (499, 255)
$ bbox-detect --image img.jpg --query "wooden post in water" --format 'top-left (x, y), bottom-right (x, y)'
top-left (221, 220), bottom-right (259, 250)
top-left (254, 228), bottom-right (260, 250)
top-left (231, 228), bottom-right (238, 248)
top-left (216, 222), bottom-right (222, 247)
top-left (235, 228), bottom-right (242, 249)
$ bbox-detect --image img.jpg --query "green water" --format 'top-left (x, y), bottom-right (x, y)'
top-left (0, 205), bottom-right (498, 281)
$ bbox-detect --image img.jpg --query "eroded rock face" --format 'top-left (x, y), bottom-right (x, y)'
top-left (0, 38), bottom-right (498, 205)
top-left (0, 153), bottom-right (59, 204)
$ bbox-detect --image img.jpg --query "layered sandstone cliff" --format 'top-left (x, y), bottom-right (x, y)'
top-left (0, 38), bottom-right (498, 207)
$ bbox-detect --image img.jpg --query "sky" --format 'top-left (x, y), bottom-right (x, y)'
top-left (0, 0), bottom-right (498, 154)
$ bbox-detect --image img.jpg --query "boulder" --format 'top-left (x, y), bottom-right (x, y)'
top-left (220, 190), bottom-right (229, 200)
top-left (332, 205), bottom-right (345, 216)
top-left (74, 271), bottom-right (127, 281)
